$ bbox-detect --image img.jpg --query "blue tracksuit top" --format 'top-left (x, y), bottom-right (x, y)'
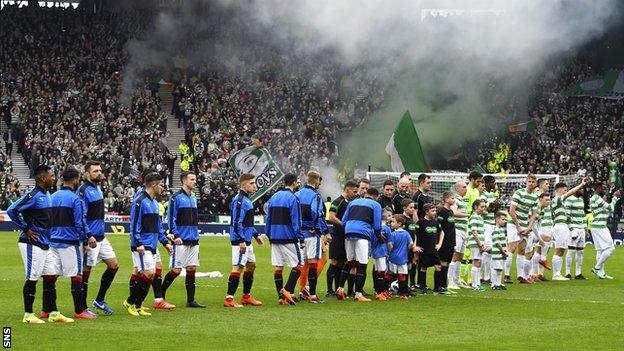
top-left (229, 190), bottom-right (257, 245)
top-left (342, 197), bottom-right (382, 241)
top-left (7, 186), bottom-right (52, 250)
top-left (168, 189), bottom-right (199, 244)
top-left (77, 180), bottom-right (105, 241)
top-left (50, 186), bottom-right (88, 248)
top-left (130, 191), bottom-right (168, 253)
top-left (265, 188), bottom-right (303, 244)
top-left (295, 185), bottom-right (329, 238)
top-left (371, 224), bottom-right (391, 259)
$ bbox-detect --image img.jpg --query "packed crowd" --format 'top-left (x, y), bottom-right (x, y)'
top-left (474, 60), bottom-right (624, 190)
top-left (0, 4), bottom-right (176, 212)
top-left (174, 56), bottom-right (385, 215)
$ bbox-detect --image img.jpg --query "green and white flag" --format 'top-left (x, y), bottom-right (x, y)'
top-left (385, 110), bottom-right (428, 172)
top-left (562, 69), bottom-right (624, 99)
top-left (508, 120), bottom-right (536, 133)
top-left (228, 146), bottom-right (284, 202)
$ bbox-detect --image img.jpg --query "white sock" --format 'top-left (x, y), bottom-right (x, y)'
top-left (565, 250), bottom-right (574, 276)
top-left (491, 269), bottom-right (499, 287)
top-left (596, 247), bottom-right (614, 272)
top-left (540, 242), bottom-right (550, 260)
top-left (471, 267), bottom-right (480, 288)
top-left (504, 256), bottom-right (512, 276)
top-left (516, 256), bottom-right (525, 278)
top-left (575, 250), bottom-right (584, 276)
top-left (448, 261), bottom-right (457, 284)
top-left (482, 253), bottom-right (491, 280)
top-left (552, 255), bottom-right (562, 276)
top-left (524, 256), bottom-right (531, 278)
top-left (531, 254), bottom-right (541, 276)
top-left (595, 249), bottom-right (602, 266)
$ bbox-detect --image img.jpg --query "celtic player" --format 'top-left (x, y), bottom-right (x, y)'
top-left (590, 182), bottom-right (615, 279)
top-left (551, 179), bottom-right (586, 280)
top-left (565, 187), bottom-right (587, 280)
top-left (479, 176), bottom-right (499, 284)
top-left (506, 174), bottom-right (539, 284)
top-left (448, 181), bottom-right (469, 289)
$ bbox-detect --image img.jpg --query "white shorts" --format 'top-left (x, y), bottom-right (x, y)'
top-left (484, 224), bottom-right (494, 250)
top-left (470, 248), bottom-right (482, 261)
top-left (388, 262), bottom-right (408, 274)
top-left (19, 243), bottom-right (49, 281)
top-left (85, 238), bottom-right (117, 266)
top-left (132, 251), bottom-right (156, 272)
top-left (491, 259), bottom-right (504, 271)
top-left (304, 236), bottom-right (322, 260)
top-left (552, 224), bottom-right (570, 249)
top-left (232, 244), bottom-right (257, 266)
top-left (374, 257), bottom-right (388, 272)
top-left (525, 228), bottom-right (540, 252)
top-left (568, 228), bottom-right (586, 249)
top-left (454, 230), bottom-right (467, 253)
top-left (170, 244), bottom-right (200, 269)
top-left (506, 223), bottom-right (525, 243)
top-left (345, 238), bottom-right (369, 264)
top-left (591, 228), bottom-right (614, 251)
top-left (271, 243), bottom-right (303, 268)
top-left (44, 246), bottom-right (83, 277)
top-left (154, 248), bottom-right (162, 263)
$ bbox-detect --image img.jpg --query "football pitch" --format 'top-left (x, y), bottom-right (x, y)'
top-left (0, 234), bottom-right (622, 351)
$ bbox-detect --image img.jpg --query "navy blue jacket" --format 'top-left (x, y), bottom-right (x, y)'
top-left (229, 190), bottom-right (257, 245)
top-left (77, 181), bottom-right (105, 241)
top-left (130, 191), bottom-right (168, 253)
top-left (265, 188), bottom-right (303, 244)
top-left (295, 185), bottom-right (329, 238)
top-left (50, 186), bottom-right (88, 248)
top-left (342, 197), bottom-right (382, 241)
top-left (168, 189), bottom-right (199, 245)
top-left (7, 186), bottom-right (52, 249)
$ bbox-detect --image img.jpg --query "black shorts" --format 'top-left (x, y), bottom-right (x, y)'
top-left (329, 236), bottom-right (346, 261)
top-left (418, 253), bottom-right (441, 268)
top-left (438, 245), bottom-right (454, 263)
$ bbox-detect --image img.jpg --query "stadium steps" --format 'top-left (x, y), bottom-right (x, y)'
top-left (158, 83), bottom-right (184, 192)
top-left (0, 122), bottom-right (35, 190)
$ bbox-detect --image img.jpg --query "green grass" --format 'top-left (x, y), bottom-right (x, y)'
top-left (0, 233), bottom-right (623, 350)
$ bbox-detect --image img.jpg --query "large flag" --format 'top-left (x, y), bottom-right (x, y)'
top-left (228, 146), bottom-right (284, 202)
top-left (508, 121), bottom-right (536, 133)
top-left (562, 69), bottom-right (624, 99)
top-left (385, 111), bottom-right (428, 172)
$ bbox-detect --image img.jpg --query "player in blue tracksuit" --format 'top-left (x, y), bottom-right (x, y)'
top-left (77, 160), bottom-right (118, 315)
top-left (335, 187), bottom-right (382, 302)
top-left (125, 173), bottom-right (173, 316)
top-left (161, 171), bottom-right (205, 308)
top-left (371, 209), bottom-right (392, 299)
top-left (265, 173), bottom-right (304, 305)
top-left (294, 171), bottom-right (329, 303)
top-left (7, 165), bottom-right (55, 324)
top-left (224, 173), bottom-right (265, 308)
top-left (46, 168), bottom-right (97, 320)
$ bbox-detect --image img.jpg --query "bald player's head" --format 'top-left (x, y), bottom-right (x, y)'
top-left (455, 180), bottom-right (468, 196)
top-left (398, 177), bottom-right (410, 194)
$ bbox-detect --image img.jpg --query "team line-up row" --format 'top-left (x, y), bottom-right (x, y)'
top-left (7, 164), bottom-right (617, 323)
